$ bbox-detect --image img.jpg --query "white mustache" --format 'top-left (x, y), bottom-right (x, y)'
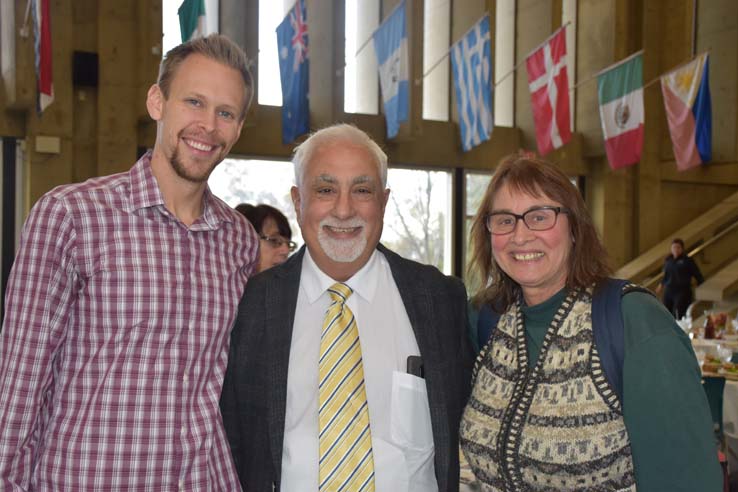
top-left (319, 218), bottom-right (366, 229)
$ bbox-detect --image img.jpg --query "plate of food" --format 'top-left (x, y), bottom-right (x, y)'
top-left (702, 356), bottom-right (722, 373)
top-left (719, 363), bottom-right (738, 380)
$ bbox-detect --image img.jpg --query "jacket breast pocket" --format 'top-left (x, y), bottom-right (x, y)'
top-left (390, 371), bottom-right (434, 450)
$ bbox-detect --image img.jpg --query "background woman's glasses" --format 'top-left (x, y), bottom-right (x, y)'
top-left (260, 234), bottom-right (297, 252)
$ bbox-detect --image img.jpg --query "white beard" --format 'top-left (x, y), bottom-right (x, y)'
top-left (317, 217), bottom-right (367, 263)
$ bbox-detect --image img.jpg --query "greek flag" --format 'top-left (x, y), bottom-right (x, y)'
top-left (373, 2), bottom-right (408, 139)
top-left (450, 15), bottom-right (493, 151)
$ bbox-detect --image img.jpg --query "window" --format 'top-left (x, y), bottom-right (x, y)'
top-left (161, 0), bottom-right (219, 56)
top-left (208, 158), bottom-right (302, 245)
top-left (422, 0), bottom-right (450, 121)
top-left (494, 0), bottom-right (515, 127)
top-left (463, 171), bottom-right (493, 292)
top-left (258, 0), bottom-right (288, 106)
top-left (383, 167), bottom-right (453, 274)
top-left (344, 0), bottom-right (379, 114)
top-left (208, 161), bottom-right (455, 275)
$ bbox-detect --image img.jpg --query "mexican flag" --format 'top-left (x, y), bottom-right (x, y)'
top-left (597, 52), bottom-right (644, 169)
top-left (178, 0), bottom-right (206, 42)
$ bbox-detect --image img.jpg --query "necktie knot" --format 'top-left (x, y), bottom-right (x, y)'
top-left (328, 282), bottom-right (353, 304)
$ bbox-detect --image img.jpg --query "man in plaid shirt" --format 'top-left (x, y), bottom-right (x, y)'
top-left (0, 34), bottom-right (258, 490)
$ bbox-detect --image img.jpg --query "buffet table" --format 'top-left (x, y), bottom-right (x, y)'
top-left (724, 381), bottom-right (738, 475)
top-left (691, 337), bottom-right (738, 479)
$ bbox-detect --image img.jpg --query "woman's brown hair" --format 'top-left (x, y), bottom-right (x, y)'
top-left (468, 152), bottom-right (611, 311)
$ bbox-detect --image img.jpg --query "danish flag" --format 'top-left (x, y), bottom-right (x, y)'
top-left (526, 27), bottom-right (571, 155)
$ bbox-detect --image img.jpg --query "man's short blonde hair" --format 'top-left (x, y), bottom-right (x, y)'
top-left (157, 34), bottom-right (254, 120)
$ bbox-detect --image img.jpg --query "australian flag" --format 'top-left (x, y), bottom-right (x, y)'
top-left (277, 0), bottom-right (309, 144)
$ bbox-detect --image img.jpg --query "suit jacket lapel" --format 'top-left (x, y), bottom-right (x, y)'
top-left (265, 247), bottom-right (304, 478)
top-left (378, 244), bottom-right (451, 479)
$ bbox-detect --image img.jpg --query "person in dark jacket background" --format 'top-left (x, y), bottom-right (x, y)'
top-left (657, 238), bottom-right (704, 319)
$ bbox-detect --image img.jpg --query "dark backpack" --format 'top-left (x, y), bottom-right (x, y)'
top-left (475, 278), bottom-right (649, 402)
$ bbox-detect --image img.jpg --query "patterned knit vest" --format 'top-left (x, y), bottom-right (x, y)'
top-left (460, 288), bottom-right (636, 492)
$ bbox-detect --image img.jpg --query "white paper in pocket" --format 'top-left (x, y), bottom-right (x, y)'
top-left (390, 370), bottom-right (434, 450)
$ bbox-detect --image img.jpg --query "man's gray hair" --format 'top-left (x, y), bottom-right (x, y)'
top-left (292, 124), bottom-right (388, 188)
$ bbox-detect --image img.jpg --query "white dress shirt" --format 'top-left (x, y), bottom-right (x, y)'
top-left (281, 249), bottom-right (438, 492)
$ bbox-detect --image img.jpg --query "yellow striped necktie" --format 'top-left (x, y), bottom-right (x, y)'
top-left (318, 282), bottom-right (375, 492)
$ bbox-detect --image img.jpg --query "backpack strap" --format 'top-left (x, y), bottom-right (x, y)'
top-left (475, 279), bottom-right (653, 404)
top-left (477, 303), bottom-right (501, 350)
top-left (592, 278), bottom-right (653, 403)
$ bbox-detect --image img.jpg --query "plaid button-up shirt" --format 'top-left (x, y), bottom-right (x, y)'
top-left (0, 152), bottom-right (258, 491)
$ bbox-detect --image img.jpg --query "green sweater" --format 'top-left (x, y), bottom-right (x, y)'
top-left (522, 289), bottom-right (722, 492)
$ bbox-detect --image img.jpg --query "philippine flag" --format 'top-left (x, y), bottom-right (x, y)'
top-left (660, 53), bottom-right (711, 171)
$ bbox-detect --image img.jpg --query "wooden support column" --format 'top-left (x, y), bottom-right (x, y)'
top-left (27, 0), bottom-right (74, 206)
top-left (97, 0), bottom-right (139, 176)
top-left (308, 0), bottom-right (336, 128)
top-left (636, 0), bottom-right (667, 255)
top-left (578, 0), bottom-right (638, 268)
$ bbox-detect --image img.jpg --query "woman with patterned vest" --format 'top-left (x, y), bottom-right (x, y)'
top-left (461, 152), bottom-right (721, 491)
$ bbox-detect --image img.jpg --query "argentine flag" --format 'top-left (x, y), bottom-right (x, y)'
top-left (450, 15), bottom-right (492, 151)
top-left (373, 2), bottom-right (408, 139)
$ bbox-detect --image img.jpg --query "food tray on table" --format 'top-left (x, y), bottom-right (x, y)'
top-left (702, 360), bottom-right (738, 380)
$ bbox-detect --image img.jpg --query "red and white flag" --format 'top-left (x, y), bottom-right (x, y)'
top-left (33, 0), bottom-right (54, 113)
top-left (526, 27), bottom-right (571, 155)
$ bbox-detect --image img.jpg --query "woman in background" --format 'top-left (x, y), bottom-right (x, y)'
top-left (656, 237), bottom-right (704, 319)
top-left (236, 203), bottom-right (296, 273)
top-left (460, 152), bottom-right (720, 491)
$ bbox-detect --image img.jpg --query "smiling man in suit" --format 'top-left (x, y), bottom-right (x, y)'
top-left (221, 124), bottom-right (473, 492)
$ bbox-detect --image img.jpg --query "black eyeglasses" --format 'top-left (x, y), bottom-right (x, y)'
top-left (259, 234), bottom-right (297, 252)
top-left (485, 206), bottom-right (569, 235)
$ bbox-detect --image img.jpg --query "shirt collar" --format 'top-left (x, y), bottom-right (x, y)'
top-left (192, 188), bottom-right (235, 230)
top-left (301, 247), bottom-right (379, 305)
top-left (127, 151), bottom-right (165, 212)
top-left (126, 150), bottom-right (234, 230)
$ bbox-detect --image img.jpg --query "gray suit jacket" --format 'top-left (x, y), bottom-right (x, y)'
top-left (220, 244), bottom-right (473, 491)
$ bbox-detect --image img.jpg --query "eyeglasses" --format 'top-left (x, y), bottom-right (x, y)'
top-left (259, 234), bottom-right (297, 252)
top-left (485, 206), bottom-right (569, 235)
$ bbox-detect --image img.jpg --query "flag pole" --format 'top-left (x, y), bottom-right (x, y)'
top-left (491, 21), bottom-right (571, 89)
top-left (353, 0), bottom-right (405, 58)
top-left (567, 50), bottom-right (645, 93)
top-left (523, 22), bottom-right (571, 64)
top-left (417, 13), bottom-right (490, 81)
top-left (353, 34), bottom-right (374, 59)
top-left (642, 50), bottom-right (709, 90)
top-left (21, 0), bottom-right (32, 37)
top-left (592, 49), bottom-right (644, 78)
